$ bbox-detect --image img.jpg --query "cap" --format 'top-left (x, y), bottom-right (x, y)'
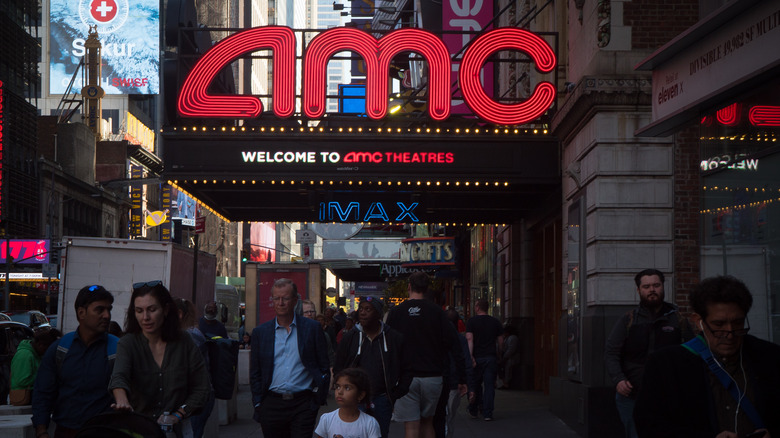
top-left (360, 296), bottom-right (384, 316)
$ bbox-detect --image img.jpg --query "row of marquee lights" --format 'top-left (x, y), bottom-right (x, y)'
top-left (173, 179), bottom-right (512, 187)
top-left (177, 27), bottom-right (557, 125)
top-left (167, 126), bottom-right (550, 135)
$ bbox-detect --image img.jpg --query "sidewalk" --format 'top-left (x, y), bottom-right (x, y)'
top-left (219, 385), bottom-right (582, 437)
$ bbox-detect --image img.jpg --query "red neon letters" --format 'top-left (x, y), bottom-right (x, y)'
top-left (179, 27), bottom-right (295, 118)
top-left (749, 106), bottom-right (780, 127)
top-left (178, 26), bottom-right (557, 125)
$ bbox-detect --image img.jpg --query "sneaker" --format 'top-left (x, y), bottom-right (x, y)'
top-left (469, 411), bottom-right (478, 419)
top-left (484, 417), bottom-right (493, 421)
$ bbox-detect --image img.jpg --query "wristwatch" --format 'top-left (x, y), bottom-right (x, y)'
top-left (178, 404), bottom-right (189, 417)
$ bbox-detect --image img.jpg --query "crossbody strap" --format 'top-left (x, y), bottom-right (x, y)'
top-left (682, 336), bottom-right (765, 429)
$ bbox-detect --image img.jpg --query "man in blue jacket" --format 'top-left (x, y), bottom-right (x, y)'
top-left (250, 278), bottom-right (330, 438)
top-left (32, 284), bottom-right (117, 438)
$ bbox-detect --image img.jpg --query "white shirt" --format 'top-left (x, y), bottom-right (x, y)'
top-left (315, 409), bottom-right (381, 438)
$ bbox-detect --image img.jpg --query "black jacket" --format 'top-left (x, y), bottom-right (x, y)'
top-left (635, 335), bottom-right (780, 438)
top-left (334, 323), bottom-right (409, 403)
top-left (605, 302), bottom-right (693, 395)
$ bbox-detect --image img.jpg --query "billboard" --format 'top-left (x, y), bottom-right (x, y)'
top-left (49, 0), bottom-right (160, 95)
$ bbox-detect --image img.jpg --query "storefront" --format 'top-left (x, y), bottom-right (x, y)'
top-left (636, 0), bottom-right (780, 342)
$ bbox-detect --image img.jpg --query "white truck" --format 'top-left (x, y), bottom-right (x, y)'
top-left (57, 237), bottom-right (217, 334)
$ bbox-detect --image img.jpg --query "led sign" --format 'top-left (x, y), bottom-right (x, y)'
top-left (178, 26), bottom-right (556, 125)
top-left (1, 239), bottom-right (51, 264)
top-left (0, 80), bottom-right (4, 221)
top-left (319, 201), bottom-right (419, 223)
top-left (400, 237), bottom-right (456, 266)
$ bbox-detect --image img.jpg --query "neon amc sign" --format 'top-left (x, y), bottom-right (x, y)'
top-left (178, 26), bottom-right (557, 125)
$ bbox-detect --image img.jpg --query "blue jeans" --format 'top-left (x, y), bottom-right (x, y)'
top-left (469, 356), bottom-right (498, 418)
top-left (372, 393), bottom-right (392, 438)
top-left (189, 390), bottom-right (215, 438)
top-left (615, 393), bottom-right (638, 438)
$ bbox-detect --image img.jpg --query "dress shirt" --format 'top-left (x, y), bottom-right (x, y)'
top-left (269, 315), bottom-right (314, 394)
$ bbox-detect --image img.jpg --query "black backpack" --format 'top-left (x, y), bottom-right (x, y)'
top-left (205, 337), bottom-right (239, 400)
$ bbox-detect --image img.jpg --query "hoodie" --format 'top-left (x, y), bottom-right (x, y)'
top-left (10, 339), bottom-right (41, 390)
top-left (334, 322), bottom-right (410, 403)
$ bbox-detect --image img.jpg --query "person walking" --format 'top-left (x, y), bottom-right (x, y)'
top-left (605, 269), bottom-right (693, 438)
top-left (335, 295), bottom-right (407, 438)
top-left (32, 285), bottom-right (118, 438)
top-left (9, 327), bottom-right (59, 406)
top-left (465, 299), bottom-right (503, 421)
top-left (386, 271), bottom-right (466, 438)
top-left (250, 278), bottom-right (330, 438)
top-left (110, 281), bottom-right (211, 436)
top-left (175, 298), bottom-right (215, 438)
top-left (635, 275), bottom-right (780, 437)
top-left (199, 301), bottom-right (228, 338)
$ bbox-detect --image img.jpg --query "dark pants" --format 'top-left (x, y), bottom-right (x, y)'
top-left (54, 426), bottom-right (79, 438)
top-left (468, 356), bottom-right (498, 418)
top-left (258, 392), bottom-right (318, 438)
top-left (371, 393), bottom-right (392, 438)
top-left (189, 390), bottom-right (215, 438)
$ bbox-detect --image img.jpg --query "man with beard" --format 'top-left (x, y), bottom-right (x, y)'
top-left (635, 276), bottom-right (780, 438)
top-left (604, 269), bottom-right (693, 438)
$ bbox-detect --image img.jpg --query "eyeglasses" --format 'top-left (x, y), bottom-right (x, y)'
top-left (133, 280), bottom-right (162, 290)
top-left (702, 318), bottom-right (750, 339)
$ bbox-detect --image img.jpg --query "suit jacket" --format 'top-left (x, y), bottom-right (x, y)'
top-left (249, 315), bottom-right (330, 407)
top-left (635, 335), bottom-right (780, 438)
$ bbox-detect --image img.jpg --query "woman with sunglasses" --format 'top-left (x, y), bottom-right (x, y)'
top-left (109, 281), bottom-right (210, 436)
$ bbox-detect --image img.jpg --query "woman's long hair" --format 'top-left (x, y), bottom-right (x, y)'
top-left (174, 298), bottom-right (197, 329)
top-left (124, 282), bottom-right (181, 342)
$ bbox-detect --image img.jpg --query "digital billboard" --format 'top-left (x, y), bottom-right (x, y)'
top-left (49, 0), bottom-right (160, 95)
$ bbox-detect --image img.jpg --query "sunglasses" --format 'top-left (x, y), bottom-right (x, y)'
top-left (133, 280), bottom-right (163, 290)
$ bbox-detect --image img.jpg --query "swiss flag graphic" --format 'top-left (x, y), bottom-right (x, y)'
top-left (90, 0), bottom-right (118, 23)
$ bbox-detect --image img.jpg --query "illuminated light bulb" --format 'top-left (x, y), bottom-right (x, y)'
top-left (544, 129), bottom-right (548, 134)
top-left (309, 127), bottom-right (314, 132)
top-left (192, 180), bottom-right (197, 184)
top-left (465, 129), bottom-right (470, 133)
top-left (281, 180), bottom-right (285, 184)
top-left (455, 128), bottom-right (460, 133)
top-left (465, 182), bottom-right (470, 186)
top-left (212, 180), bottom-right (216, 184)
top-left (494, 129), bottom-right (499, 134)
top-left (271, 180), bottom-right (275, 184)
top-left (475, 129), bottom-right (480, 133)
top-left (494, 182), bottom-right (499, 186)
top-left (281, 127), bottom-right (285, 132)
top-left (407, 181), bottom-right (411, 185)
top-left (300, 127), bottom-right (304, 132)
top-left (252, 180), bottom-right (256, 184)
top-left (291, 181), bottom-right (295, 185)
top-left (417, 181), bottom-right (421, 185)
top-left (426, 128), bottom-right (431, 133)
top-left (416, 128), bottom-right (421, 133)
top-left (446, 182), bottom-right (450, 185)
top-left (329, 181), bottom-right (333, 185)
top-left (349, 181), bottom-right (353, 185)
top-left (436, 181), bottom-right (440, 186)
top-left (358, 181), bottom-right (363, 185)
top-left (232, 180), bottom-right (237, 184)
top-left (456, 182), bottom-right (460, 186)
top-left (203, 180), bottom-right (207, 184)
top-left (359, 128), bottom-right (363, 132)
top-left (320, 181), bottom-right (324, 184)
top-left (241, 127), bottom-right (246, 131)
top-left (475, 182), bottom-right (480, 186)
top-left (339, 127), bottom-right (343, 132)
top-left (397, 128), bottom-right (402, 133)
top-left (348, 127), bottom-right (353, 132)
top-left (426, 181), bottom-right (431, 186)
top-left (221, 127), bottom-right (226, 131)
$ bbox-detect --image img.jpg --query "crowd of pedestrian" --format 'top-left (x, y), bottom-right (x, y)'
top-left (9, 268), bottom-right (775, 438)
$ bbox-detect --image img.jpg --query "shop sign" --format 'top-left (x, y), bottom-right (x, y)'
top-left (1, 239), bottom-right (51, 264)
top-left (639, 1), bottom-right (780, 135)
top-left (178, 26), bottom-right (556, 125)
top-left (379, 263), bottom-right (436, 277)
top-left (400, 237), bottom-right (456, 266)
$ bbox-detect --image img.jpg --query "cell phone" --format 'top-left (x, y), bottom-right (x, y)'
top-left (744, 431), bottom-right (767, 438)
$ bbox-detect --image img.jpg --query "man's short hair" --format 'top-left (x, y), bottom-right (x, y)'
top-left (408, 271), bottom-right (430, 294)
top-left (272, 278), bottom-right (298, 299)
top-left (74, 284), bottom-right (114, 312)
top-left (634, 269), bottom-right (665, 287)
top-left (690, 275), bottom-right (753, 320)
top-left (476, 299), bottom-right (489, 312)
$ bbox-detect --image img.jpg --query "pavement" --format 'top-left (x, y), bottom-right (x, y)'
top-left (219, 384), bottom-right (581, 437)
